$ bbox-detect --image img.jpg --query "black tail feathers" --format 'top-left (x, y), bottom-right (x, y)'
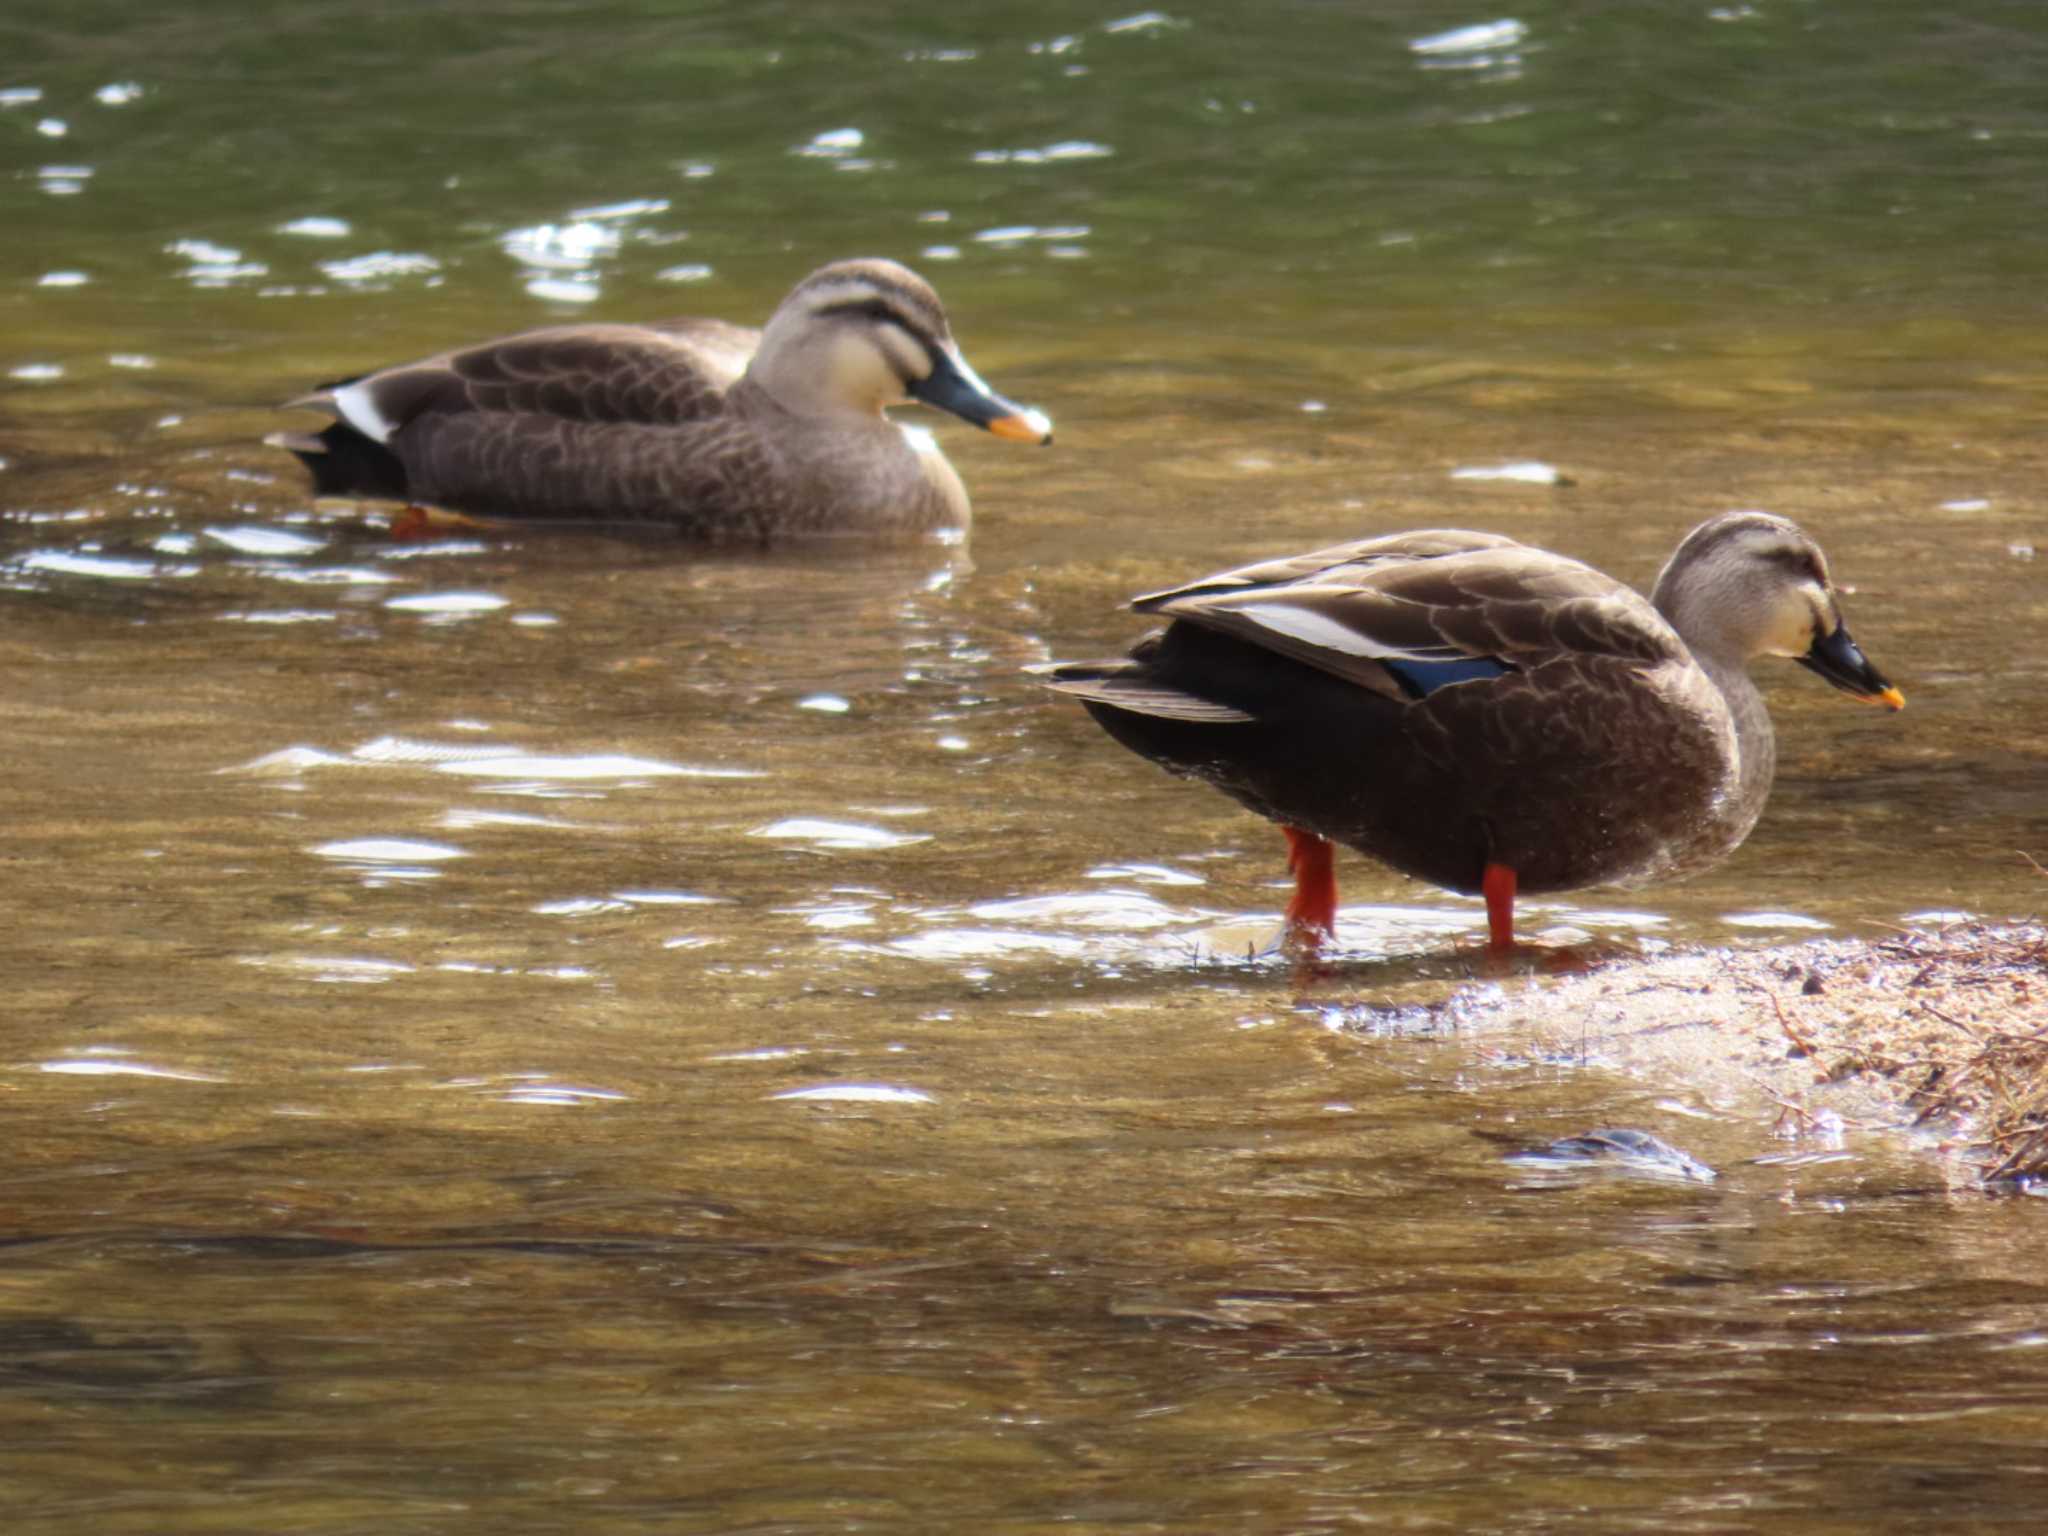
top-left (276, 421), bottom-right (411, 501)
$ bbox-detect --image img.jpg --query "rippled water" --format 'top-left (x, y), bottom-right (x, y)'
top-left (5, 3), bottom-right (2047, 1531)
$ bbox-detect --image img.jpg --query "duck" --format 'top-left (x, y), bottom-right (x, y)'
top-left (1038, 511), bottom-right (1904, 954)
top-left (266, 257), bottom-right (1052, 540)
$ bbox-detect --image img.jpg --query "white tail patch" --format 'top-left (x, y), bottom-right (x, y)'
top-left (330, 379), bottom-right (398, 443)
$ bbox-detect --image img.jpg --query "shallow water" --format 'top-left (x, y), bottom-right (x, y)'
top-left (4, 3), bottom-right (2047, 1532)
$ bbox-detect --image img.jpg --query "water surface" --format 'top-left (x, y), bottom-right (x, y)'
top-left (4, 3), bottom-right (2046, 1531)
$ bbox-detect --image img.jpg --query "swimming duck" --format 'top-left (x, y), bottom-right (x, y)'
top-left (1039, 512), bottom-right (1904, 953)
top-left (267, 258), bottom-right (1052, 540)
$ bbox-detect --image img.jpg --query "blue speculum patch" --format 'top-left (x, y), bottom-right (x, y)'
top-left (1380, 656), bottom-right (1513, 699)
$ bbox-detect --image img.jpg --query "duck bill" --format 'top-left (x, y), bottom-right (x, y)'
top-left (909, 347), bottom-right (1053, 444)
top-left (1797, 623), bottom-right (1905, 710)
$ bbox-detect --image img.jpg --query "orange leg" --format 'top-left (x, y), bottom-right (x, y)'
top-left (1482, 861), bottom-right (1517, 954)
top-left (388, 504), bottom-right (436, 541)
top-left (1282, 827), bottom-right (1338, 952)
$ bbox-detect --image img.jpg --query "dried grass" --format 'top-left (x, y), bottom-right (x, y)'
top-left (1722, 922), bottom-right (2046, 1180)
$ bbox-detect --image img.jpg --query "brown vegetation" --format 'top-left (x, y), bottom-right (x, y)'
top-left (1492, 922), bottom-right (2047, 1183)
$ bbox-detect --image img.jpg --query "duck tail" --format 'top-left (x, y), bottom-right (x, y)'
top-left (263, 420), bottom-right (410, 500)
top-left (1028, 659), bottom-right (1257, 724)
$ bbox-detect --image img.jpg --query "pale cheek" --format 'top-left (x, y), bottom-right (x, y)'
top-left (1766, 591), bottom-right (1828, 657)
top-left (828, 334), bottom-right (906, 404)
top-left (1779, 614), bottom-right (1823, 657)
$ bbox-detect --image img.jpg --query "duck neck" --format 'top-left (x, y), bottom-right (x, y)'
top-left (1655, 586), bottom-right (1777, 832)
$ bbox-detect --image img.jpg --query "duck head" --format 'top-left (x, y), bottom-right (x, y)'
top-left (749, 258), bottom-right (1052, 443)
top-left (1653, 510), bottom-right (1904, 710)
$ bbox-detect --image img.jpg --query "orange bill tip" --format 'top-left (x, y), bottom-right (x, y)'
top-left (987, 408), bottom-right (1054, 445)
top-left (1875, 686), bottom-right (1906, 711)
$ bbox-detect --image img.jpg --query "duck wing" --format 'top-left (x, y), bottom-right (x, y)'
top-left (290, 321), bottom-right (761, 442)
top-left (1135, 533), bottom-right (1687, 705)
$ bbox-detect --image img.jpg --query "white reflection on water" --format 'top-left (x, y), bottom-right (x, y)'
top-left (526, 277), bottom-right (598, 304)
top-left (319, 251), bottom-right (442, 287)
top-left (750, 817), bottom-right (929, 851)
top-left (501, 219), bottom-right (620, 271)
top-left (770, 1082), bottom-right (934, 1104)
top-left (1451, 460), bottom-right (1565, 484)
top-left (240, 954), bottom-right (417, 984)
top-left (354, 736), bottom-right (517, 765)
top-left (22, 549), bottom-right (195, 581)
top-left (570, 197), bottom-right (670, 222)
top-left (40, 1054), bottom-right (225, 1082)
top-left (499, 216), bottom-right (644, 302)
top-left (1721, 911), bottom-right (1834, 931)
top-left (166, 237), bottom-right (267, 286)
top-left (496, 1080), bottom-right (630, 1106)
top-left (1411, 19), bottom-right (1529, 57)
top-left (1410, 18), bottom-right (1529, 81)
top-left (279, 216), bottom-right (350, 238)
top-left (232, 737), bottom-right (760, 790)
top-left (438, 807), bottom-right (573, 831)
top-left (217, 609), bottom-right (337, 624)
top-left (37, 164), bottom-right (90, 195)
top-left (971, 141), bottom-right (1113, 165)
top-left (973, 224), bottom-right (1092, 246)
top-left (776, 899), bottom-right (876, 930)
top-left (1086, 862), bottom-right (1206, 887)
top-left (441, 753), bottom-right (759, 781)
top-left (1103, 11), bottom-right (1182, 35)
top-left (203, 524), bottom-right (327, 556)
top-left (794, 126), bottom-right (862, 159)
top-left (311, 838), bottom-right (465, 883)
top-left (257, 565), bottom-right (398, 586)
top-left (383, 591), bottom-right (509, 615)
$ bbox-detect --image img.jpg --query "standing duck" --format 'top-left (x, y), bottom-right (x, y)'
top-left (1039, 512), bottom-right (1904, 954)
top-left (267, 258), bottom-right (1052, 540)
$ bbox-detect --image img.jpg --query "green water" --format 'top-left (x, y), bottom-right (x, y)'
top-left (3, 3), bottom-right (2046, 1531)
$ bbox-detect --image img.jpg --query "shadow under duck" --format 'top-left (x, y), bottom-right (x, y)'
top-left (1040, 512), bottom-right (1904, 954)
top-left (267, 258), bottom-right (1051, 541)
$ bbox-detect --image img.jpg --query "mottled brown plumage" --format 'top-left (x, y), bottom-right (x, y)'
top-left (1040, 513), bottom-right (1904, 952)
top-left (268, 258), bottom-right (1051, 541)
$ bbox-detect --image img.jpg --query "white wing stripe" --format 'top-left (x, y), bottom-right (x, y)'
top-left (1232, 601), bottom-right (1454, 663)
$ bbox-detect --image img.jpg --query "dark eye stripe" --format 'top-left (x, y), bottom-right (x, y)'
top-left (1764, 544), bottom-right (1827, 584)
top-left (815, 297), bottom-right (928, 336)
